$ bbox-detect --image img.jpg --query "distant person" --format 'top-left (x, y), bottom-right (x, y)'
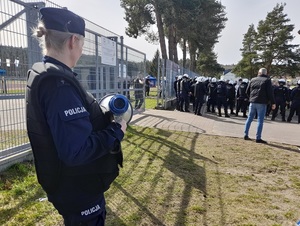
top-left (193, 77), bottom-right (207, 116)
top-left (244, 68), bottom-right (276, 143)
top-left (287, 80), bottom-right (300, 123)
top-left (145, 76), bottom-right (151, 96)
top-left (173, 75), bottom-right (180, 110)
top-left (26, 7), bottom-right (127, 225)
top-left (134, 77), bottom-right (144, 109)
top-left (226, 80), bottom-right (236, 115)
top-left (216, 79), bottom-right (230, 117)
top-left (271, 79), bottom-right (290, 121)
top-left (206, 77), bottom-right (218, 113)
top-left (179, 74), bottom-right (191, 112)
top-left (236, 78), bottom-right (249, 117)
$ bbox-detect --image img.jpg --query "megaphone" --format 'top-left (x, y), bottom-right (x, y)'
top-left (99, 93), bottom-right (133, 124)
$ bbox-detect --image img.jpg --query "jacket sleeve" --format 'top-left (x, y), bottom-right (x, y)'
top-left (40, 79), bottom-right (124, 167)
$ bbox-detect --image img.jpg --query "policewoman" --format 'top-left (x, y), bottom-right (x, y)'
top-left (26, 7), bottom-right (127, 225)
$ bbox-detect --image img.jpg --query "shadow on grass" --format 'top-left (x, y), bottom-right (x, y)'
top-left (266, 142), bottom-right (300, 154)
top-left (108, 126), bottom-right (225, 226)
top-left (0, 162), bottom-right (54, 225)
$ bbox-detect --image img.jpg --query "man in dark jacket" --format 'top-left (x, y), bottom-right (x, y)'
top-left (244, 68), bottom-right (276, 143)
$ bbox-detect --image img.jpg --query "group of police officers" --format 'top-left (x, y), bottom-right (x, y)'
top-left (174, 74), bottom-right (300, 124)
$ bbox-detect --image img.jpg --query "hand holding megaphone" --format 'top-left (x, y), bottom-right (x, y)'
top-left (116, 118), bottom-right (127, 134)
top-left (99, 93), bottom-right (133, 125)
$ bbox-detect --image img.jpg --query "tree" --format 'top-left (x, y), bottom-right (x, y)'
top-left (186, 0), bottom-right (227, 71)
top-left (232, 24), bottom-right (259, 78)
top-left (121, 0), bottom-right (227, 68)
top-left (254, 3), bottom-right (300, 76)
top-left (196, 49), bottom-right (223, 77)
top-left (121, 0), bottom-right (168, 59)
top-left (148, 49), bottom-right (160, 77)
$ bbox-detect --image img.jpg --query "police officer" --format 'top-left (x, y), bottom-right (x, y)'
top-left (271, 79), bottom-right (290, 121)
top-left (180, 74), bottom-right (191, 112)
top-left (193, 77), bottom-right (207, 116)
top-left (206, 77), bottom-right (218, 113)
top-left (173, 75), bottom-right (179, 110)
top-left (26, 7), bottom-right (127, 226)
top-left (175, 75), bottom-right (182, 111)
top-left (216, 79), bottom-right (230, 117)
top-left (287, 80), bottom-right (300, 123)
top-left (236, 78), bottom-right (249, 117)
top-left (226, 80), bottom-right (236, 115)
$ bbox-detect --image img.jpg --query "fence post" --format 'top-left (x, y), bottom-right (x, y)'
top-left (1, 77), bottom-right (7, 94)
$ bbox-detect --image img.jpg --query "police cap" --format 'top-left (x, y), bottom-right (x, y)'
top-left (40, 7), bottom-right (85, 37)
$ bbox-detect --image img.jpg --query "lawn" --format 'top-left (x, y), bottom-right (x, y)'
top-left (1, 125), bottom-right (300, 225)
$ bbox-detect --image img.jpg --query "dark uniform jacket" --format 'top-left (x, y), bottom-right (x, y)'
top-left (26, 58), bottom-right (124, 217)
top-left (237, 82), bottom-right (248, 100)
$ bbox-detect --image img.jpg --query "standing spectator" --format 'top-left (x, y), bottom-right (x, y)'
top-left (26, 7), bottom-right (127, 225)
top-left (287, 80), bottom-right (300, 123)
top-left (134, 77), bottom-right (144, 109)
top-left (244, 68), bottom-right (276, 143)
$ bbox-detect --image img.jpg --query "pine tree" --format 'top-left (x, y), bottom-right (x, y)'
top-left (255, 3), bottom-right (300, 76)
top-left (148, 49), bottom-right (160, 77)
top-left (233, 24), bottom-right (259, 78)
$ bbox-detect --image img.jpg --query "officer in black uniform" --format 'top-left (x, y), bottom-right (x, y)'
top-left (176, 75), bottom-right (183, 111)
top-left (206, 77), bottom-right (218, 113)
top-left (287, 80), bottom-right (300, 123)
top-left (26, 7), bottom-right (127, 226)
top-left (180, 74), bottom-right (191, 112)
top-left (236, 78), bottom-right (249, 117)
top-left (216, 79), bottom-right (230, 117)
top-left (271, 79), bottom-right (290, 121)
top-left (226, 80), bottom-right (236, 115)
top-left (193, 77), bottom-right (207, 116)
top-left (173, 75), bottom-right (179, 110)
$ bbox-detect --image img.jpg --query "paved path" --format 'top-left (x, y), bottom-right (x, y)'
top-left (130, 109), bottom-right (300, 146)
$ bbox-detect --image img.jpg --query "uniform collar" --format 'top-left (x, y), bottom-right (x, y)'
top-left (43, 56), bottom-right (75, 75)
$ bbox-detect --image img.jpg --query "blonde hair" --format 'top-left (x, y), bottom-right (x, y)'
top-left (32, 21), bottom-right (83, 55)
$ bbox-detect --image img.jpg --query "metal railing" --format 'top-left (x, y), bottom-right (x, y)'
top-left (0, 0), bottom-right (146, 171)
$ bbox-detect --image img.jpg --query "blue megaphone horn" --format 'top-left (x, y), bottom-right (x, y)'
top-left (99, 93), bottom-right (133, 124)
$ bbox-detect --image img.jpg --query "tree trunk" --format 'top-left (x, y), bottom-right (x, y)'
top-left (168, 25), bottom-right (174, 61)
top-left (154, 0), bottom-right (168, 60)
top-left (173, 26), bottom-right (178, 64)
top-left (182, 39), bottom-right (187, 68)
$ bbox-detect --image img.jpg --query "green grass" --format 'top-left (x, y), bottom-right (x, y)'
top-left (1, 126), bottom-right (300, 225)
top-left (0, 130), bottom-right (28, 149)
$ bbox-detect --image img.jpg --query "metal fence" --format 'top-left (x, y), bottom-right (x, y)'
top-left (0, 0), bottom-right (146, 170)
top-left (156, 59), bottom-right (200, 108)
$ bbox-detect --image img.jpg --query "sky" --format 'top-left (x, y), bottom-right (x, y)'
top-left (55, 0), bottom-right (300, 65)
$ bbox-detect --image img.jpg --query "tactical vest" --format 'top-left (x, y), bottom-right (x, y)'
top-left (238, 83), bottom-right (247, 98)
top-left (293, 87), bottom-right (300, 100)
top-left (26, 62), bottom-right (122, 195)
top-left (274, 86), bottom-right (288, 100)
